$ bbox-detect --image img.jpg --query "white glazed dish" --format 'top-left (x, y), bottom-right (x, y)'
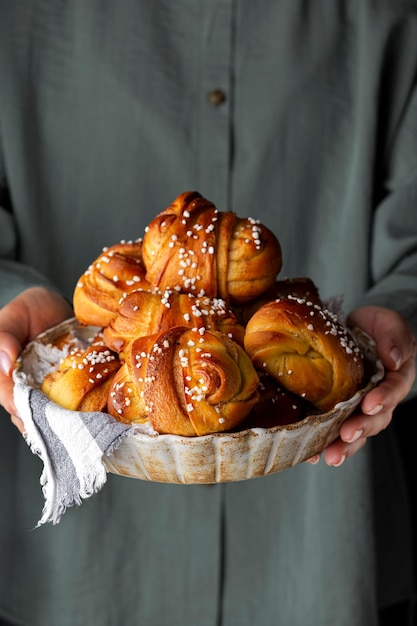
top-left (15, 318), bottom-right (384, 484)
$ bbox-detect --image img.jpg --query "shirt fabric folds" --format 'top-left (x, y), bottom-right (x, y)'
top-left (0, 2), bottom-right (416, 625)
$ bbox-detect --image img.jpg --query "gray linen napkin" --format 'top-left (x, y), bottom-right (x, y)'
top-left (13, 377), bottom-right (132, 526)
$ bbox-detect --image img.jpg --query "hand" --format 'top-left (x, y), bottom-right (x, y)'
top-left (306, 305), bottom-right (416, 467)
top-left (0, 287), bottom-right (73, 431)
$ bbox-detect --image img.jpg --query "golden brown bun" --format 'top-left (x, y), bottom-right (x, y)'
top-left (73, 240), bottom-right (152, 327)
top-left (41, 333), bottom-right (121, 412)
top-left (236, 277), bottom-right (323, 325)
top-left (107, 326), bottom-right (260, 435)
top-left (103, 290), bottom-right (245, 354)
top-left (51, 192), bottom-right (364, 430)
top-left (244, 297), bottom-right (365, 412)
top-left (272, 277), bottom-right (322, 305)
top-left (141, 191), bottom-right (282, 304)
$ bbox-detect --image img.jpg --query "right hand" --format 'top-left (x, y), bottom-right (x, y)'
top-left (0, 287), bottom-right (73, 431)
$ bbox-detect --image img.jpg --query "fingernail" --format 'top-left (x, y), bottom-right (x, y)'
top-left (306, 454), bottom-right (321, 465)
top-left (390, 346), bottom-right (402, 370)
top-left (366, 404), bottom-right (383, 416)
top-left (345, 428), bottom-right (364, 443)
top-left (0, 351), bottom-right (12, 376)
top-left (332, 454), bottom-right (346, 468)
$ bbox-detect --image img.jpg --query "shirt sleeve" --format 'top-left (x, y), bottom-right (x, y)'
top-left (0, 131), bottom-right (57, 308)
top-left (355, 79), bottom-right (417, 338)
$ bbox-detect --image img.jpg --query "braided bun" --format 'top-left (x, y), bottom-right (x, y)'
top-left (107, 326), bottom-right (260, 435)
top-left (40, 332), bottom-right (120, 412)
top-left (73, 241), bottom-right (151, 327)
top-left (103, 290), bottom-right (244, 354)
top-left (244, 297), bottom-right (365, 412)
top-left (142, 191), bottom-right (282, 304)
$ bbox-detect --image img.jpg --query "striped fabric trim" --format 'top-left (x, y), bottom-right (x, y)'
top-left (13, 381), bottom-right (132, 526)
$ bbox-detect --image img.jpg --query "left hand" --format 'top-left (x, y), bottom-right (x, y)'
top-left (306, 305), bottom-right (416, 467)
top-left (0, 287), bottom-right (74, 432)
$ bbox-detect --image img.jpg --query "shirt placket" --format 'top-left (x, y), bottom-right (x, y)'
top-left (198, 0), bottom-right (235, 212)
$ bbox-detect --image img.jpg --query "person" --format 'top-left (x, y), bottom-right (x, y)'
top-left (0, 2), bottom-right (416, 625)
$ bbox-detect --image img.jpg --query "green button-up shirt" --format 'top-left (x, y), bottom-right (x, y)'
top-left (0, 2), bottom-right (416, 625)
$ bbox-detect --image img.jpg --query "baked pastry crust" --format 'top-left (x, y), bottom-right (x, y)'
top-left (103, 290), bottom-right (245, 354)
top-left (107, 327), bottom-right (260, 435)
top-left (40, 333), bottom-right (120, 412)
top-left (39, 191), bottom-right (367, 434)
top-left (73, 240), bottom-right (151, 327)
top-left (244, 297), bottom-right (365, 412)
top-left (142, 191), bottom-right (282, 304)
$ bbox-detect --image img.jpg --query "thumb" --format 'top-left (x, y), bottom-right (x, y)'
top-left (0, 314), bottom-right (29, 376)
top-left (0, 287), bottom-right (73, 371)
top-left (0, 310), bottom-right (29, 417)
top-left (0, 341), bottom-right (21, 376)
top-left (348, 305), bottom-right (415, 372)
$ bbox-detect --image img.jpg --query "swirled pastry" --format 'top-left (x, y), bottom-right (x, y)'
top-left (107, 326), bottom-right (260, 435)
top-left (49, 191), bottom-right (368, 432)
top-left (41, 333), bottom-right (120, 412)
top-left (103, 289), bottom-right (245, 354)
top-left (73, 240), bottom-right (152, 327)
top-left (236, 276), bottom-right (323, 325)
top-left (244, 297), bottom-right (365, 412)
top-left (141, 191), bottom-right (282, 304)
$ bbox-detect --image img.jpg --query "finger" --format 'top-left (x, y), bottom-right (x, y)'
top-left (0, 295), bottom-right (37, 369)
top-left (305, 454), bottom-right (321, 465)
top-left (377, 330), bottom-right (416, 373)
top-left (0, 297), bottom-right (32, 346)
top-left (361, 356), bottom-right (416, 417)
top-left (0, 374), bottom-right (17, 417)
top-left (339, 404), bottom-right (392, 444)
top-left (11, 413), bottom-right (25, 434)
top-left (0, 336), bottom-right (24, 373)
top-left (349, 307), bottom-right (416, 373)
top-left (0, 349), bottom-right (13, 377)
top-left (322, 433), bottom-right (368, 467)
top-left (321, 397), bottom-right (394, 466)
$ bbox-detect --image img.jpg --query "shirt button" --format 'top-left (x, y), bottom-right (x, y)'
top-left (208, 89), bottom-right (226, 106)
